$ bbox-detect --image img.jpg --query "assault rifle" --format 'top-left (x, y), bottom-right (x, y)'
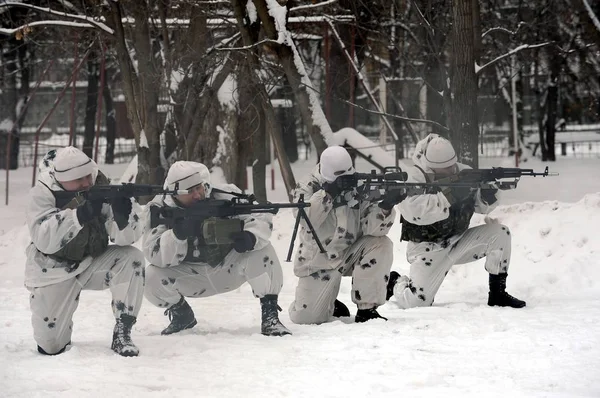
top-left (331, 166), bottom-right (558, 202)
top-left (149, 194), bottom-right (326, 262)
top-left (53, 183), bottom-right (190, 202)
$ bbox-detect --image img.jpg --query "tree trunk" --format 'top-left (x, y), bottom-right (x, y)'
top-left (326, 24), bottom-right (353, 132)
top-left (252, 0), bottom-right (330, 157)
top-left (83, 51), bottom-right (99, 158)
top-left (232, 0), bottom-right (295, 197)
top-left (0, 38), bottom-right (21, 170)
top-left (103, 80), bottom-right (116, 164)
top-left (252, 104), bottom-right (267, 203)
top-left (449, 0), bottom-right (480, 167)
top-left (107, 2), bottom-right (163, 186)
top-left (545, 78), bottom-right (558, 161)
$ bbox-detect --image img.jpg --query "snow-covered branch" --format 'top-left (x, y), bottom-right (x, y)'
top-left (289, 0), bottom-right (337, 13)
top-left (0, 20), bottom-right (99, 36)
top-left (582, 0), bottom-right (600, 33)
top-left (476, 42), bottom-right (551, 75)
top-left (0, 1), bottom-right (114, 34)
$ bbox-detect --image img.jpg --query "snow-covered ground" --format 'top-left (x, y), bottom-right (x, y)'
top-left (1, 155), bottom-right (599, 397)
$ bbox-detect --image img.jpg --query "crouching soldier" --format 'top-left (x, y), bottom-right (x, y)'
top-left (25, 147), bottom-right (145, 357)
top-left (387, 134), bottom-right (526, 309)
top-left (143, 161), bottom-right (291, 336)
top-left (288, 146), bottom-right (400, 324)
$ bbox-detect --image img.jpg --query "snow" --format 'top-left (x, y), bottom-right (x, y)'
top-left (216, 73), bottom-right (237, 111)
top-left (0, 117), bottom-right (14, 132)
top-left (245, 0), bottom-right (257, 24)
top-left (139, 129), bottom-right (149, 148)
top-left (1, 155), bottom-right (600, 397)
top-left (329, 127), bottom-right (396, 167)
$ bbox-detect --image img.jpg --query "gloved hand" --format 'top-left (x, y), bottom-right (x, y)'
top-left (111, 197), bottom-right (133, 230)
top-left (76, 199), bottom-right (103, 225)
top-left (172, 217), bottom-right (197, 240)
top-left (322, 180), bottom-right (342, 199)
top-left (322, 174), bottom-right (356, 199)
top-left (230, 231), bottom-right (257, 253)
top-left (480, 188), bottom-right (499, 205)
top-left (378, 191), bottom-right (406, 211)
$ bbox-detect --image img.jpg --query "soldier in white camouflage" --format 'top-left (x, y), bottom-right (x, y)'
top-left (387, 134), bottom-right (526, 309)
top-left (288, 146), bottom-right (400, 324)
top-left (25, 147), bottom-right (145, 357)
top-left (142, 161), bottom-right (291, 336)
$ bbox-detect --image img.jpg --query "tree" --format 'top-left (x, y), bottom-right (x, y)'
top-left (449, 0), bottom-right (480, 166)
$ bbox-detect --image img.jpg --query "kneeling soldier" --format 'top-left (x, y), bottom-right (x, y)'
top-left (25, 147), bottom-right (145, 357)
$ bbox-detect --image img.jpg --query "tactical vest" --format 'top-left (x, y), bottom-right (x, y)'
top-left (401, 167), bottom-right (476, 243)
top-left (49, 172), bottom-right (110, 262)
top-left (401, 190), bottom-right (475, 243)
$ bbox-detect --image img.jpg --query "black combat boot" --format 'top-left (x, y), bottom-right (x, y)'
top-left (333, 299), bottom-right (350, 318)
top-left (488, 273), bottom-right (526, 308)
top-left (355, 307), bottom-right (388, 323)
top-left (260, 295), bottom-right (292, 336)
top-left (111, 314), bottom-right (139, 357)
top-left (386, 271), bottom-right (401, 301)
top-left (162, 296), bottom-right (198, 335)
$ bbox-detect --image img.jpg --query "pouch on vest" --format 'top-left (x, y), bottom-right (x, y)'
top-left (202, 218), bottom-right (244, 245)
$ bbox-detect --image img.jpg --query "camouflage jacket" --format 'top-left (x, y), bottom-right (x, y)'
top-left (25, 150), bottom-right (144, 288)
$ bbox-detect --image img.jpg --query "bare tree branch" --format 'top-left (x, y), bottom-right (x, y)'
top-left (476, 42), bottom-right (552, 75)
top-left (0, 2), bottom-right (114, 34)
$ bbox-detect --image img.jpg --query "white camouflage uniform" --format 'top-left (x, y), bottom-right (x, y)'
top-left (288, 165), bottom-right (395, 324)
top-left (393, 134), bottom-right (509, 308)
top-left (142, 186), bottom-right (283, 308)
top-left (25, 151), bottom-right (145, 354)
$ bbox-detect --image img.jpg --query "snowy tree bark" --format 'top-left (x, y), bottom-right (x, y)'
top-left (449, 0), bottom-right (480, 167)
top-left (252, 0), bottom-right (330, 157)
top-left (82, 49), bottom-right (98, 158)
top-left (232, 0), bottom-right (296, 198)
top-left (0, 37), bottom-right (29, 170)
top-left (103, 80), bottom-right (116, 164)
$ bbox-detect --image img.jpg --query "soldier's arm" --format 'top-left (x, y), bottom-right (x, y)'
top-left (398, 170), bottom-right (451, 226)
top-left (26, 185), bottom-right (84, 254)
top-left (105, 199), bottom-right (145, 245)
top-left (235, 212), bottom-right (273, 251)
top-left (361, 202), bottom-right (396, 236)
top-left (141, 206), bottom-right (188, 268)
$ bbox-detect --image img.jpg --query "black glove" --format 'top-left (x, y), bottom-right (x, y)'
top-left (111, 197), bottom-right (133, 230)
top-left (172, 217), bottom-right (197, 240)
top-left (480, 188), bottom-right (499, 205)
top-left (322, 175), bottom-right (356, 198)
top-left (230, 231), bottom-right (257, 253)
top-left (378, 191), bottom-right (407, 211)
top-left (322, 180), bottom-right (342, 198)
top-left (76, 199), bottom-right (103, 225)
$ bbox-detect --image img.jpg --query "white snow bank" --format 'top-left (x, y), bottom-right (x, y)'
top-left (329, 127), bottom-right (396, 167)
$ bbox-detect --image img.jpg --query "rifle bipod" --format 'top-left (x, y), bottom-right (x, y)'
top-left (286, 194), bottom-right (326, 262)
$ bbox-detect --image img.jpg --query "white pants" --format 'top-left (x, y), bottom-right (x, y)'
top-left (394, 223), bottom-right (511, 308)
top-left (144, 243), bottom-right (283, 308)
top-left (289, 235), bottom-right (394, 324)
top-left (27, 245), bottom-right (146, 354)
